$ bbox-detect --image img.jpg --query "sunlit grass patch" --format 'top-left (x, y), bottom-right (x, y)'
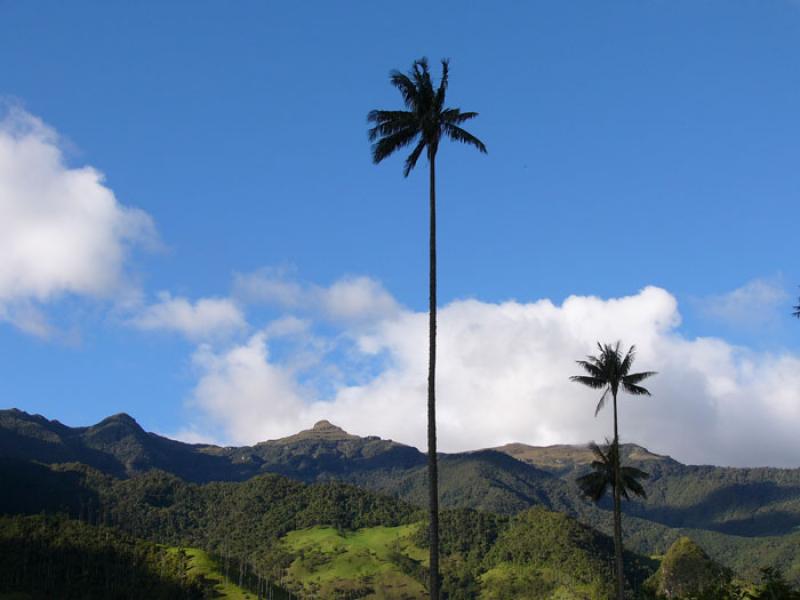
top-left (166, 546), bottom-right (256, 599)
top-left (281, 524), bottom-right (427, 598)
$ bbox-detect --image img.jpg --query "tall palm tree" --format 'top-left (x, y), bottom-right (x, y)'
top-left (368, 58), bottom-right (486, 599)
top-left (570, 342), bottom-right (656, 600)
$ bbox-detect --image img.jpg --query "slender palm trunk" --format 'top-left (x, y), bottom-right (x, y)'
top-left (427, 151), bottom-right (440, 600)
top-left (612, 390), bottom-right (625, 600)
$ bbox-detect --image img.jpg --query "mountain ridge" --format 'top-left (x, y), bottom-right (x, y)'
top-left (4, 407), bottom-right (800, 581)
top-left (4, 407), bottom-right (800, 546)
top-left (0, 407), bottom-right (680, 467)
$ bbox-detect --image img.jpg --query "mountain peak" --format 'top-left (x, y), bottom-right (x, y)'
top-left (93, 413), bottom-right (144, 432)
top-left (312, 420), bottom-right (341, 432)
top-left (269, 420), bottom-right (358, 444)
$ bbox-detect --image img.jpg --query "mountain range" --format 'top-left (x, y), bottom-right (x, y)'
top-left (2, 408), bottom-right (800, 583)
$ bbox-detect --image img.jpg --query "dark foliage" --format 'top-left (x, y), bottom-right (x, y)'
top-left (367, 57), bottom-right (486, 176)
top-left (0, 514), bottom-right (205, 599)
top-left (577, 441), bottom-right (650, 502)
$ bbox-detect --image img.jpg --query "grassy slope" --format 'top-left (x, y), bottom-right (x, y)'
top-left (282, 525), bottom-right (427, 599)
top-left (167, 546), bottom-right (255, 599)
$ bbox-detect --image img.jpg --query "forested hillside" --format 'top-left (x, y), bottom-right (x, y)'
top-left (2, 409), bottom-right (800, 597)
top-left (0, 457), bottom-right (636, 598)
top-left (7, 408), bottom-right (800, 538)
top-left (0, 514), bottom-right (207, 599)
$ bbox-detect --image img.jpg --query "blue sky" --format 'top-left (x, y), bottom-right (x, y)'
top-left (1, 2), bottom-right (799, 464)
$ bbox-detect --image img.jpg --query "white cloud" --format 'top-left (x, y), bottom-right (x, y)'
top-left (324, 277), bottom-right (401, 321)
top-left (131, 292), bottom-right (246, 341)
top-left (234, 270), bottom-right (402, 323)
top-left (699, 277), bottom-right (789, 329)
top-left (187, 330), bottom-right (312, 443)
top-left (235, 268), bottom-right (304, 307)
top-left (0, 105), bottom-right (156, 335)
top-left (182, 283), bottom-right (800, 468)
top-left (0, 301), bottom-right (52, 338)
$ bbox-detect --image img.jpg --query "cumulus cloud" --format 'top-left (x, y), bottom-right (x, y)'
top-left (699, 278), bottom-right (789, 329)
top-left (0, 105), bottom-right (156, 335)
top-left (180, 283), bottom-right (800, 468)
top-left (234, 269), bottom-right (401, 323)
top-left (187, 324), bottom-right (320, 443)
top-left (131, 292), bottom-right (246, 341)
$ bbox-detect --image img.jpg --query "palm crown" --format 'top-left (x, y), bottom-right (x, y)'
top-left (570, 342), bottom-right (657, 416)
top-left (577, 441), bottom-right (649, 502)
top-left (368, 57), bottom-right (487, 176)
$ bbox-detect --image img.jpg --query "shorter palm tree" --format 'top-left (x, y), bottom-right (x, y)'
top-left (570, 341), bottom-right (656, 600)
top-left (577, 440), bottom-right (649, 503)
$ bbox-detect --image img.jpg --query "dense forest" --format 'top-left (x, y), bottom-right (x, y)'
top-left (0, 514), bottom-right (206, 599)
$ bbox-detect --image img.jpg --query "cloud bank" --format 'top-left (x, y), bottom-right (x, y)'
top-left (0, 106), bottom-right (155, 335)
top-left (181, 279), bottom-right (800, 468)
top-left (699, 277), bottom-right (789, 329)
top-left (132, 292), bottom-right (246, 340)
top-left (234, 270), bottom-right (402, 323)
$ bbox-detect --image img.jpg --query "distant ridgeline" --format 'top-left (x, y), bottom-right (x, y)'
top-left (1, 408), bottom-right (799, 598)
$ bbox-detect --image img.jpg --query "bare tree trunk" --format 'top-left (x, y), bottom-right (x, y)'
top-left (612, 390), bottom-right (625, 600)
top-left (427, 151), bottom-right (440, 600)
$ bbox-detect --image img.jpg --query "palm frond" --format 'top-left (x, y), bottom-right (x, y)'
top-left (411, 58), bottom-right (434, 101)
top-left (622, 479), bottom-right (646, 500)
top-left (620, 345), bottom-right (636, 376)
top-left (371, 127), bottom-right (419, 163)
top-left (367, 110), bottom-right (414, 125)
top-left (389, 71), bottom-right (418, 109)
top-left (623, 465), bottom-right (650, 481)
top-left (598, 342), bottom-right (617, 361)
top-left (794, 299), bottom-right (800, 318)
top-left (569, 375), bottom-right (605, 389)
top-left (576, 471), bottom-right (609, 502)
top-left (586, 441), bottom-right (604, 461)
top-left (403, 139), bottom-right (427, 177)
top-left (367, 111), bottom-right (417, 142)
top-left (578, 442), bottom-right (613, 501)
top-left (594, 387), bottom-right (610, 416)
top-left (574, 359), bottom-right (605, 380)
top-left (621, 382), bottom-right (652, 396)
top-left (435, 58), bottom-right (449, 110)
top-left (599, 342), bottom-right (622, 370)
top-left (623, 371), bottom-right (656, 386)
top-left (621, 466), bottom-right (649, 499)
top-left (442, 109), bottom-right (478, 124)
top-left (442, 123), bottom-right (487, 153)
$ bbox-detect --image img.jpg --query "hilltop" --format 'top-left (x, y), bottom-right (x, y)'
top-left (494, 442), bottom-right (676, 476)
